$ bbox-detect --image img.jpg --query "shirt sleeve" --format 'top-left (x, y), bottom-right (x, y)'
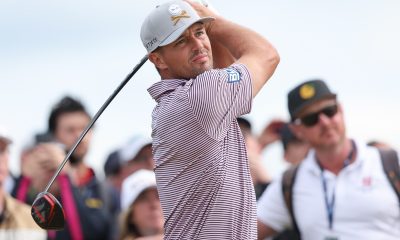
top-left (187, 64), bottom-right (253, 140)
top-left (257, 176), bottom-right (292, 232)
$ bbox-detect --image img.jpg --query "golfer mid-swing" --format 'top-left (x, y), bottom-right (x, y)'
top-left (142, 1), bottom-right (279, 239)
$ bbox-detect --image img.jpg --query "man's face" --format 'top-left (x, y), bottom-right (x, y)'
top-left (130, 188), bottom-right (164, 236)
top-left (292, 99), bottom-right (346, 150)
top-left (54, 111), bottom-right (92, 163)
top-left (150, 23), bottom-right (213, 79)
top-left (0, 140), bottom-right (10, 186)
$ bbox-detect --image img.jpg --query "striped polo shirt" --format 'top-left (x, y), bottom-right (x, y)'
top-left (148, 64), bottom-right (256, 239)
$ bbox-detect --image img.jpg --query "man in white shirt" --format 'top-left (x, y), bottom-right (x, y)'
top-left (257, 79), bottom-right (400, 240)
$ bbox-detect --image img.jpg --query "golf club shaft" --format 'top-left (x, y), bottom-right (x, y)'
top-left (44, 55), bottom-right (148, 193)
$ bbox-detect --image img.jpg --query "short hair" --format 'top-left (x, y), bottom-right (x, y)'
top-left (48, 96), bottom-right (90, 134)
top-left (103, 150), bottom-right (121, 177)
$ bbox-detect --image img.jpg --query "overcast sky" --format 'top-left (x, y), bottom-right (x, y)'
top-left (1, 0), bottom-right (399, 177)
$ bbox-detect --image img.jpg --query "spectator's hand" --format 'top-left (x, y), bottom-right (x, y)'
top-left (34, 143), bottom-right (68, 173)
top-left (258, 119), bottom-right (286, 149)
top-left (21, 143), bottom-right (68, 193)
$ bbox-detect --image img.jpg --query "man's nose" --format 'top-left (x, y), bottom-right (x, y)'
top-left (189, 35), bottom-right (204, 50)
top-left (318, 113), bottom-right (331, 126)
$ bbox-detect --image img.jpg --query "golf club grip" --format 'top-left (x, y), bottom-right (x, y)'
top-left (43, 55), bottom-right (148, 193)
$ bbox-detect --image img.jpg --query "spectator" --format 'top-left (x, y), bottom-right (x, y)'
top-left (104, 136), bottom-right (153, 193)
top-left (12, 96), bottom-right (112, 239)
top-left (46, 96), bottom-right (94, 187)
top-left (257, 79), bottom-right (400, 239)
top-left (119, 170), bottom-right (163, 240)
top-left (118, 136), bottom-right (154, 188)
top-left (0, 126), bottom-right (46, 239)
top-left (104, 150), bottom-right (121, 184)
top-left (103, 136), bottom-right (154, 239)
top-left (103, 149), bottom-right (123, 239)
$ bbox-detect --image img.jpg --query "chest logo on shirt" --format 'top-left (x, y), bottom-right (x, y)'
top-left (225, 68), bottom-right (241, 83)
top-left (362, 176), bottom-right (372, 187)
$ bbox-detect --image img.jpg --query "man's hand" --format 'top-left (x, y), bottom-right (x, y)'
top-left (21, 143), bottom-right (69, 193)
top-left (33, 143), bottom-right (67, 173)
top-left (258, 119), bottom-right (286, 149)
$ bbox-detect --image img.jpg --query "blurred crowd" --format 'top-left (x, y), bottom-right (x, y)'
top-left (1, 78), bottom-right (398, 240)
top-left (0, 96), bottom-right (162, 240)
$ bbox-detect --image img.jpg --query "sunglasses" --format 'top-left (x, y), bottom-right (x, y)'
top-left (294, 104), bottom-right (338, 127)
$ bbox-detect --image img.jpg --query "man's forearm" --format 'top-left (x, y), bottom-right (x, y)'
top-left (210, 39), bottom-right (236, 69)
top-left (208, 17), bottom-right (275, 63)
top-left (208, 16), bottom-right (279, 97)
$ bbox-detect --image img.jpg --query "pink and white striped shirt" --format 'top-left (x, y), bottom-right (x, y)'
top-left (148, 64), bottom-right (256, 239)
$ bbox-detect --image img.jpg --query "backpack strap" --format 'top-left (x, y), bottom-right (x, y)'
top-left (282, 164), bottom-right (301, 238)
top-left (378, 149), bottom-right (400, 202)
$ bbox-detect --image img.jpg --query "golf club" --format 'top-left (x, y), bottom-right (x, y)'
top-left (31, 55), bottom-right (148, 230)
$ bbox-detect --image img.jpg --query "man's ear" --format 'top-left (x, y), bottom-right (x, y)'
top-left (148, 52), bottom-right (167, 71)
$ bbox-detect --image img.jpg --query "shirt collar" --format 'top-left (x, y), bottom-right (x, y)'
top-left (303, 139), bottom-right (365, 176)
top-left (148, 79), bottom-right (188, 102)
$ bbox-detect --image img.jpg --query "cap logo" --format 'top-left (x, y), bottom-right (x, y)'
top-left (168, 4), bottom-right (190, 26)
top-left (299, 84), bottom-right (315, 99)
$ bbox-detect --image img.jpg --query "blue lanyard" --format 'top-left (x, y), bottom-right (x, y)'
top-left (317, 141), bottom-right (355, 230)
top-left (320, 173), bottom-right (335, 229)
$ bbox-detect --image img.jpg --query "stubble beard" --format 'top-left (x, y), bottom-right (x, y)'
top-left (191, 57), bottom-right (213, 77)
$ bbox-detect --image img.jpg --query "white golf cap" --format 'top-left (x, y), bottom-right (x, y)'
top-left (120, 169), bottom-right (157, 210)
top-left (140, 0), bottom-right (214, 53)
top-left (0, 125), bottom-right (12, 144)
top-left (118, 135), bottom-right (152, 164)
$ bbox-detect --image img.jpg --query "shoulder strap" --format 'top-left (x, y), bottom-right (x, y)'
top-left (282, 164), bottom-right (301, 238)
top-left (378, 149), bottom-right (400, 202)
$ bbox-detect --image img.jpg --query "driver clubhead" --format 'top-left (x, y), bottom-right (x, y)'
top-left (31, 192), bottom-right (65, 230)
